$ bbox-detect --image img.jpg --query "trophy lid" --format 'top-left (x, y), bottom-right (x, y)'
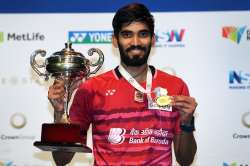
top-left (53, 42), bottom-right (82, 57)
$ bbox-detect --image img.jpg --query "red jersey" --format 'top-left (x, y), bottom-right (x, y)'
top-left (69, 66), bottom-right (190, 166)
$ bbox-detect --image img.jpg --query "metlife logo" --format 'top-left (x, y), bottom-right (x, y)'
top-left (68, 31), bottom-right (112, 44)
top-left (0, 32), bottom-right (45, 43)
top-left (229, 70), bottom-right (250, 89)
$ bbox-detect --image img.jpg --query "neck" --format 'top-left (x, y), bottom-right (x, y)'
top-left (121, 63), bottom-right (148, 82)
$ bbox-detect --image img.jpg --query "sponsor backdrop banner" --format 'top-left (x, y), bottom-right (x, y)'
top-left (0, 2), bottom-right (250, 166)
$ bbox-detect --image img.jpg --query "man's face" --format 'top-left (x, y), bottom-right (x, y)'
top-left (113, 22), bottom-right (155, 66)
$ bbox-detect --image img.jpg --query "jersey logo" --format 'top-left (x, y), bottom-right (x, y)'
top-left (108, 128), bottom-right (126, 144)
top-left (105, 89), bottom-right (116, 96)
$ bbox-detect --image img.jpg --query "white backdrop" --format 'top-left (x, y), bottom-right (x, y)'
top-left (0, 11), bottom-right (250, 166)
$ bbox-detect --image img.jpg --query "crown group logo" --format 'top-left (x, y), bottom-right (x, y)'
top-left (10, 112), bottom-right (27, 129)
top-left (68, 31), bottom-right (112, 44)
top-left (229, 70), bottom-right (250, 89)
top-left (155, 29), bottom-right (186, 48)
top-left (222, 26), bottom-right (250, 44)
top-left (232, 111), bottom-right (250, 140)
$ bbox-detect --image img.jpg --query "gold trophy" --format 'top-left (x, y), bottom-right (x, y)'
top-left (30, 43), bottom-right (104, 162)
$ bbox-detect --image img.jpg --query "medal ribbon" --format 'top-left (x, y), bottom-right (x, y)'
top-left (118, 65), bottom-right (152, 94)
top-left (118, 65), bottom-right (171, 111)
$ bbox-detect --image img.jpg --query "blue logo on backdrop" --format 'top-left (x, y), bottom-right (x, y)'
top-left (223, 162), bottom-right (249, 166)
top-left (223, 162), bottom-right (237, 166)
top-left (0, 161), bottom-right (16, 166)
top-left (155, 29), bottom-right (186, 48)
top-left (68, 31), bottom-right (112, 44)
top-left (229, 70), bottom-right (250, 89)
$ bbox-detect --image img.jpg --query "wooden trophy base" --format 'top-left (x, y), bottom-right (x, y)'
top-left (34, 123), bottom-right (92, 153)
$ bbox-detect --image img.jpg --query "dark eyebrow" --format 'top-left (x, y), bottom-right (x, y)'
top-left (139, 29), bottom-right (150, 33)
top-left (120, 30), bottom-right (132, 34)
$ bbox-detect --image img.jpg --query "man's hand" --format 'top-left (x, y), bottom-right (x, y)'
top-left (48, 79), bottom-right (66, 112)
top-left (172, 95), bottom-right (197, 123)
top-left (48, 77), bottom-right (84, 112)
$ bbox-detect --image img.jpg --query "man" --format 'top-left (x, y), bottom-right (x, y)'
top-left (48, 3), bottom-right (197, 166)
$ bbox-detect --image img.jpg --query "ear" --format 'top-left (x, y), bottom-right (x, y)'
top-left (151, 33), bottom-right (156, 47)
top-left (112, 34), bottom-right (118, 48)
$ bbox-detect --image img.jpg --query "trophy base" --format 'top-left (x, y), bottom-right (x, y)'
top-left (34, 141), bottom-right (92, 153)
top-left (34, 123), bottom-right (92, 153)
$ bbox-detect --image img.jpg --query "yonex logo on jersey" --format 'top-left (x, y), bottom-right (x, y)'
top-left (108, 128), bottom-right (126, 144)
top-left (105, 89), bottom-right (116, 96)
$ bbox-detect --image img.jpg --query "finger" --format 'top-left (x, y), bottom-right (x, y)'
top-left (172, 96), bottom-right (197, 110)
top-left (48, 92), bottom-right (65, 99)
top-left (49, 85), bottom-right (65, 94)
top-left (48, 87), bottom-right (65, 99)
top-left (49, 98), bottom-right (63, 104)
top-left (173, 102), bottom-right (191, 110)
top-left (53, 79), bottom-right (65, 87)
top-left (172, 95), bottom-right (195, 104)
top-left (177, 107), bottom-right (194, 114)
top-left (173, 103), bottom-right (195, 113)
top-left (52, 85), bottom-right (65, 92)
top-left (54, 78), bottom-right (64, 83)
top-left (172, 99), bottom-right (197, 114)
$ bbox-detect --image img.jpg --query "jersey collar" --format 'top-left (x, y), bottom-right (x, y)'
top-left (113, 65), bottom-right (156, 80)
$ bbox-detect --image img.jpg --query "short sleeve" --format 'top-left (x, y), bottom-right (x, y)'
top-left (69, 81), bottom-right (94, 133)
top-left (180, 80), bottom-right (190, 96)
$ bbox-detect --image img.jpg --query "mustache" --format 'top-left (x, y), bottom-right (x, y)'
top-left (126, 45), bottom-right (146, 52)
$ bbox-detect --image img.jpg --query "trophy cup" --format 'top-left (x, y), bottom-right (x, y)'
top-left (30, 43), bottom-right (104, 159)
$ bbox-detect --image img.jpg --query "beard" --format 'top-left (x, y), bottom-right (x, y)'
top-left (118, 42), bottom-right (152, 67)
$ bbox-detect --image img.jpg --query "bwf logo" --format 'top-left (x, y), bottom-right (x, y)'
top-left (108, 128), bottom-right (126, 144)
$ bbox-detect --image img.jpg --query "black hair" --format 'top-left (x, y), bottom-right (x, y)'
top-left (112, 3), bottom-right (155, 37)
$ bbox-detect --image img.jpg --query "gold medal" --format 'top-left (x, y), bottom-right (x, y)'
top-left (156, 95), bottom-right (172, 107)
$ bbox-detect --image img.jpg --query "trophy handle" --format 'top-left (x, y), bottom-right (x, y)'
top-left (30, 49), bottom-right (50, 80)
top-left (87, 48), bottom-right (104, 77)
